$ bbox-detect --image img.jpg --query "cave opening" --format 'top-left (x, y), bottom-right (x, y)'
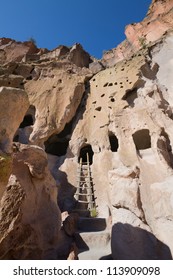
top-left (44, 117), bottom-right (75, 156)
top-left (19, 105), bottom-right (36, 128)
top-left (109, 132), bottom-right (119, 152)
top-left (13, 105), bottom-right (36, 143)
top-left (19, 114), bottom-right (33, 128)
top-left (45, 136), bottom-right (69, 156)
top-left (132, 129), bottom-right (151, 150)
top-left (78, 145), bottom-right (94, 165)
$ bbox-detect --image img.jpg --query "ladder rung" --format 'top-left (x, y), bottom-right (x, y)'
top-left (77, 180), bottom-right (93, 183)
top-left (76, 180), bottom-right (92, 184)
top-left (77, 200), bottom-right (89, 203)
top-left (77, 181), bottom-right (87, 183)
top-left (77, 185), bottom-right (95, 188)
top-left (77, 186), bottom-right (95, 189)
top-left (75, 193), bottom-right (94, 196)
top-left (77, 176), bottom-right (91, 178)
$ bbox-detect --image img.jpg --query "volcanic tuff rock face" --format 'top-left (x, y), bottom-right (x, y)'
top-left (102, 0), bottom-right (173, 67)
top-left (0, 144), bottom-right (61, 259)
top-left (0, 0), bottom-right (173, 259)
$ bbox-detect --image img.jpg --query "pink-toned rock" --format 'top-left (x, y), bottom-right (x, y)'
top-left (102, 0), bottom-right (173, 67)
top-left (0, 38), bottom-right (39, 63)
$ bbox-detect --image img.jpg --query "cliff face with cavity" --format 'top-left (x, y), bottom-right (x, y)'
top-left (0, 0), bottom-right (173, 260)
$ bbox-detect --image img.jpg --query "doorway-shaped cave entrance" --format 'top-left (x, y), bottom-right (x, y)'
top-left (45, 135), bottom-right (69, 156)
top-left (19, 105), bottom-right (36, 128)
top-left (44, 118), bottom-right (75, 157)
top-left (78, 144), bottom-right (94, 165)
top-left (109, 132), bottom-right (119, 152)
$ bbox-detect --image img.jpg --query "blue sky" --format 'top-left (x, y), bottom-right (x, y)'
top-left (0, 0), bottom-right (151, 58)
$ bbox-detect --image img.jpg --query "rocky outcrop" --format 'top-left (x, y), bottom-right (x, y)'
top-left (0, 38), bottom-right (40, 63)
top-left (102, 0), bottom-right (173, 67)
top-left (25, 68), bottom-right (88, 146)
top-left (0, 87), bottom-right (29, 153)
top-left (0, 37), bottom-right (95, 260)
top-left (0, 144), bottom-right (61, 259)
top-left (1, 0), bottom-right (173, 260)
top-left (56, 33), bottom-right (173, 259)
top-left (111, 209), bottom-right (172, 260)
top-left (0, 86), bottom-right (29, 200)
top-left (40, 43), bottom-right (92, 68)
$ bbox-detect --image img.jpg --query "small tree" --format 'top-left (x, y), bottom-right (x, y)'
top-left (138, 36), bottom-right (147, 49)
top-left (28, 36), bottom-right (37, 46)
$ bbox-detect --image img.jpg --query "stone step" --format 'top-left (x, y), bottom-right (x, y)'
top-left (77, 217), bottom-right (107, 232)
top-left (75, 230), bottom-right (110, 250)
top-left (78, 245), bottom-right (112, 260)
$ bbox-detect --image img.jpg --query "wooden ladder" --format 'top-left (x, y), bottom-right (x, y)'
top-left (74, 153), bottom-right (96, 211)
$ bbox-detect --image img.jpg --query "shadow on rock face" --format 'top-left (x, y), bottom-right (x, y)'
top-left (57, 170), bottom-right (76, 212)
top-left (111, 223), bottom-right (172, 260)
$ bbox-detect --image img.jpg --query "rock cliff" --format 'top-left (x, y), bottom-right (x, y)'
top-left (0, 0), bottom-right (173, 259)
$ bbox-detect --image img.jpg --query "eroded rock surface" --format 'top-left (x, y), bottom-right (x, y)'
top-left (1, 0), bottom-right (173, 260)
top-left (0, 144), bottom-right (61, 259)
top-left (102, 0), bottom-right (173, 67)
top-left (0, 87), bottom-right (29, 153)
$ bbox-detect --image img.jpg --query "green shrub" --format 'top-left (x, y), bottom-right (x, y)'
top-left (90, 207), bottom-right (98, 218)
top-left (138, 36), bottom-right (147, 49)
top-left (28, 37), bottom-right (37, 46)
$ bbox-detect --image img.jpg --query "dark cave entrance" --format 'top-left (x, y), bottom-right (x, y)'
top-left (109, 132), bottom-right (119, 152)
top-left (78, 145), bottom-right (94, 165)
top-left (19, 105), bottom-right (36, 128)
top-left (44, 119), bottom-right (74, 156)
top-left (19, 114), bottom-right (33, 128)
top-left (132, 129), bottom-right (151, 150)
top-left (13, 105), bottom-right (36, 143)
top-left (45, 138), bottom-right (69, 156)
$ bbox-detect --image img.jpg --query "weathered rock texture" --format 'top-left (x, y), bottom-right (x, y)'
top-left (0, 87), bottom-right (29, 153)
top-left (0, 0), bottom-right (173, 260)
top-left (0, 38), bottom-right (40, 64)
top-left (102, 0), bottom-right (173, 67)
top-left (0, 144), bottom-right (61, 259)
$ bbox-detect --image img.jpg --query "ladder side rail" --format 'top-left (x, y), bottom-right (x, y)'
top-left (74, 157), bottom-right (82, 200)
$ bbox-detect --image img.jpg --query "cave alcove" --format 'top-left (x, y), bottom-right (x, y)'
top-left (44, 118), bottom-right (75, 156)
top-left (109, 132), bottom-right (119, 152)
top-left (45, 136), bottom-right (69, 156)
top-left (19, 105), bottom-right (36, 128)
top-left (132, 129), bottom-right (151, 150)
top-left (78, 144), bottom-right (94, 165)
top-left (19, 114), bottom-right (33, 128)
